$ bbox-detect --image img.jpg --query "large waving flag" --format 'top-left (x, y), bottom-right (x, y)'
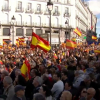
top-left (66, 39), bottom-right (77, 49)
top-left (73, 28), bottom-right (82, 36)
top-left (31, 32), bottom-right (51, 52)
top-left (21, 59), bottom-right (31, 81)
top-left (92, 36), bottom-right (97, 40)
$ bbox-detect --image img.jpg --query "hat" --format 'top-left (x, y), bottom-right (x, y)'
top-left (14, 85), bottom-right (25, 93)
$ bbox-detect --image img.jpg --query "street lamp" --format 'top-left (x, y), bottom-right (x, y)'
top-left (65, 20), bottom-right (68, 39)
top-left (11, 15), bottom-right (16, 45)
top-left (47, 0), bottom-right (53, 47)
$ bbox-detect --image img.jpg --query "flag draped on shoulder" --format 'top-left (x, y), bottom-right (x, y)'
top-left (92, 36), bottom-right (97, 40)
top-left (73, 28), bottom-right (82, 36)
top-left (66, 39), bottom-right (76, 49)
top-left (21, 59), bottom-right (31, 81)
top-left (31, 32), bottom-right (51, 52)
top-left (94, 50), bottom-right (100, 54)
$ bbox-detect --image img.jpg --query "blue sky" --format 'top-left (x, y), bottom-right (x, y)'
top-left (85, 0), bottom-right (100, 37)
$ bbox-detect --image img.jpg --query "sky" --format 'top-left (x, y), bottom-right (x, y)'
top-left (85, 0), bottom-right (100, 37)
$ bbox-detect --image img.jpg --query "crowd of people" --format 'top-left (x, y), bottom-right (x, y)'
top-left (0, 43), bottom-right (100, 100)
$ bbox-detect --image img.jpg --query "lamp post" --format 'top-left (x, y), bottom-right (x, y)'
top-left (65, 20), bottom-right (68, 39)
top-left (47, 0), bottom-right (53, 46)
top-left (11, 15), bottom-right (16, 45)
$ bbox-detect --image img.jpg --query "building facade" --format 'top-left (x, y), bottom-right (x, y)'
top-left (0, 0), bottom-right (97, 45)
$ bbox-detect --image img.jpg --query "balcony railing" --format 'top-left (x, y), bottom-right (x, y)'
top-left (2, 6), bottom-right (11, 11)
top-left (34, 23), bottom-right (41, 27)
top-left (44, 11), bottom-right (49, 15)
top-left (25, 9), bottom-right (34, 13)
top-left (15, 8), bottom-right (24, 12)
top-left (42, 23), bottom-right (49, 27)
top-left (16, 21), bottom-right (23, 26)
top-left (53, 11), bottom-right (60, 16)
top-left (25, 22), bottom-right (32, 26)
top-left (35, 10), bottom-right (43, 14)
top-left (64, 0), bottom-right (71, 4)
top-left (1, 21), bottom-right (11, 25)
top-left (64, 13), bottom-right (71, 17)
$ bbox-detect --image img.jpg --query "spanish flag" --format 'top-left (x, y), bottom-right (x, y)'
top-left (92, 36), bottom-right (97, 40)
top-left (73, 28), bottom-right (82, 36)
top-left (94, 50), bottom-right (100, 54)
top-left (66, 39), bottom-right (76, 49)
top-left (3, 41), bottom-right (7, 45)
top-left (71, 38), bottom-right (76, 42)
top-left (18, 38), bottom-right (25, 42)
top-left (31, 32), bottom-right (51, 52)
top-left (0, 45), bottom-right (3, 49)
top-left (21, 59), bottom-right (31, 81)
top-left (16, 40), bottom-right (19, 47)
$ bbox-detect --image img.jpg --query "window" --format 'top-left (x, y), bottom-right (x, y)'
top-left (26, 29), bottom-right (32, 36)
top-left (16, 28), bottom-right (23, 36)
top-left (37, 4), bottom-right (41, 11)
top-left (54, 6), bottom-right (58, 13)
top-left (4, 1), bottom-right (8, 9)
top-left (27, 3), bottom-right (32, 10)
top-left (65, 7), bottom-right (69, 14)
top-left (45, 7), bottom-right (49, 13)
top-left (3, 28), bottom-right (10, 36)
top-left (18, 1), bottom-right (22, 9)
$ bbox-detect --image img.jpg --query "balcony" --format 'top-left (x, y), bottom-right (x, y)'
top-left (64, 0), bottom-right (71, 4)
top-left (44, 11), bottom-right (49, 15)
top-left (34, 23), bottom-right (41, 27)
top-left (2, 6), bottom-right (11, 11)
top-left (64, 13), bottom-right (70, 17)
top-left (52, 24), bottom-right (60, 28)
top-left (16, 21), bottom-right (23, 26)
top-left (53, 11), bottom-right (60, 16)
top-left (1, 21), bottom-right (11, 25)
top-left (35, 10), bottom-right (43, 14)
top-left (42, 23), bottom-right (49, 27)
top-left (25, 22), bottom-right (32, 26)
top-left (25, 9), bottom-right (34, 14)
top-left (15, 8), bottom-right (24, 12)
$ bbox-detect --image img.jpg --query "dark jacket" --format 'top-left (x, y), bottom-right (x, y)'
top-left (11, 95), bottom-right (26, 100)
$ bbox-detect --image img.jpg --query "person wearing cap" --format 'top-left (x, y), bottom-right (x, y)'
top-left (11, 85), bottom-right (26, 100)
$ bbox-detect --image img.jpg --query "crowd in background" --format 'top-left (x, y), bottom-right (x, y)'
top-left (0, 43), bottom-right (100, 100)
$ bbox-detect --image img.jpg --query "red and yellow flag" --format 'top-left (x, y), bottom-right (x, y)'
top-left (31, 32), bottom-right (51, 52)
top-left (92, 36), bottom-right (97, 40)
top-left (16, 40), bottom-right (19, 47)
top-left (0, 45), bottom-right (3, 49)
top-left (21, 59), bottom-right (31, 81)
top-left (18, 38), bottom-right (25, 42)
top-left (94, 50), bottom-right (100, 54)
top-left (73, 28), bottom-right (82, 36)
top-left (66, 39), bottom-right (77, 49)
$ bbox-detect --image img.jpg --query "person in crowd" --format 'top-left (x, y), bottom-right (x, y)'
top-left (3, 76), bottom-right (15, 100)
top-left (51, 72), bottom-right (64, 100)
top-left (60, 91), bottom-right (72, 100)
top-left (14, 69), bottom-right (26, 86)
top-left (86, 88), bottom-right (96, 100)
top-left (73, 70), bottom-right (84, 88)
top-left (33, 76), bottom-right (43, 94)
top-left (0, 70), bottom-right (9, 95)
top-left (33, 93), bottom-right (45, 100)
top-left (39, 85), bottom-right (52, 100)
top-left (61, 70), bottom-right (69, 85)
top-left (12, 85), bottom-right (26, 100)
top-left (42, 74), bottom-right (53, 89)
top-left (25, 68), bottom-right (38, 100)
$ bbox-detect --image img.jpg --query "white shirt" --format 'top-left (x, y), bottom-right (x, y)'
top-left (51, 80), bottom-right (64, 99)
